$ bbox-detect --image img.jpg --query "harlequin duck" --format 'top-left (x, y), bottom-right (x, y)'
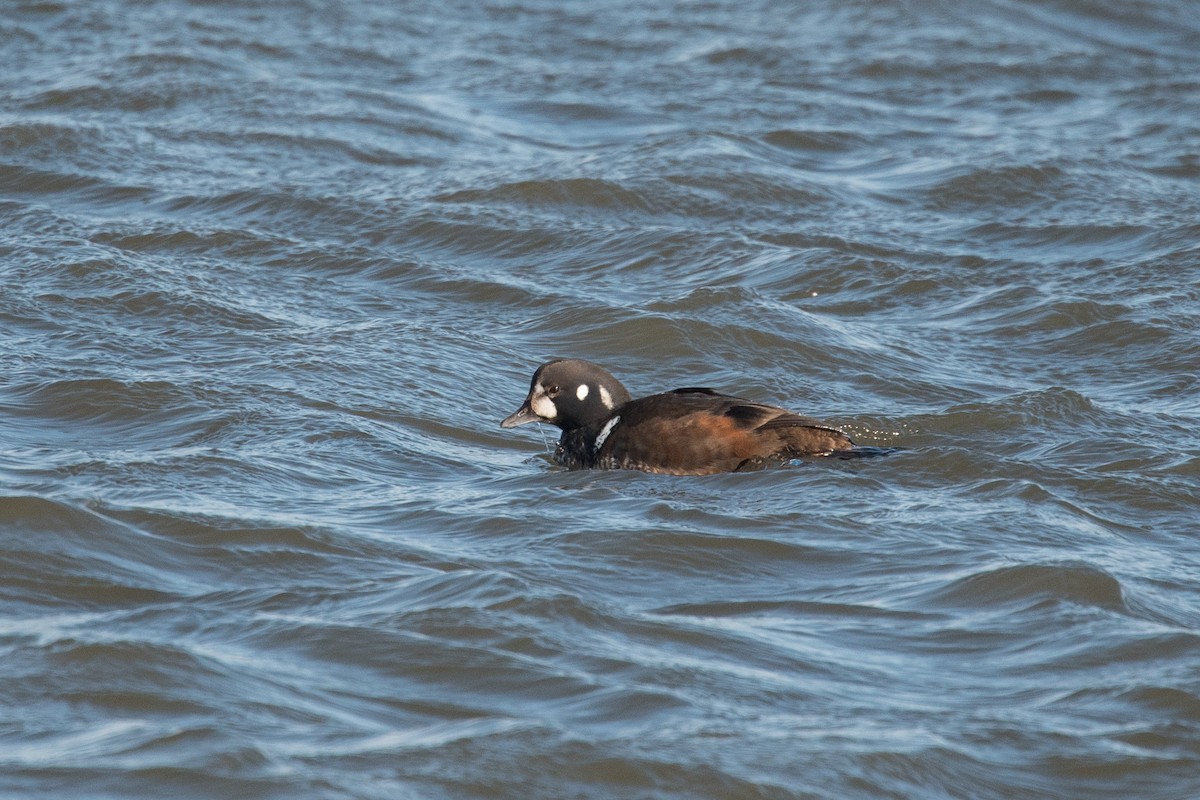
top-left (500, 358), bottom-right (855, 475)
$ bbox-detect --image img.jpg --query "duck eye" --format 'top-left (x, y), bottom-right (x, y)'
top-left (546, 385), bottom-right (561, 397)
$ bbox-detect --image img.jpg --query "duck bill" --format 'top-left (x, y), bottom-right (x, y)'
top-left (500, 401), bottom-right (541, 428)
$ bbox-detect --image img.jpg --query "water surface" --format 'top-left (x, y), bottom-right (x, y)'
top-left (2, 1), bottom-right (1199, 798)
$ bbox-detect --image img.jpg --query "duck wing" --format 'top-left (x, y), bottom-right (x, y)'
top-left (595, 390), bottom-right (853, 475)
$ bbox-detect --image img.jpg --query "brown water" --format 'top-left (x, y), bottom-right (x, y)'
top-left (2, 1), bottom-right (1199, 798)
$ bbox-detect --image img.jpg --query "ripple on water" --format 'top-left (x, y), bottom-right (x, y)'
top-left (3, 0), bottom-right (1200, 798)
top-left (925, 562), bottom-right (1127, 613)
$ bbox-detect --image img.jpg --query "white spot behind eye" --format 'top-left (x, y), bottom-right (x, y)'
top-left (599, 385), bottom-right (613, 409)
top-left (576, 384), bottom-right (589, 401)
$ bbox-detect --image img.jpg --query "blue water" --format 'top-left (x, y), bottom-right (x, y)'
top-left (2, 1), bottom-right (1199, 798)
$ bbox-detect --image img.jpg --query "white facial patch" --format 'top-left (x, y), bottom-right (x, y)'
top-left (599, 385), bottom-right (614, 409)
top-left (593, 415), bottom-right (620, 452)
top-left (530, 384), bottom-right (557, 419)
top-left (576, 384), bottom-right (589, 401)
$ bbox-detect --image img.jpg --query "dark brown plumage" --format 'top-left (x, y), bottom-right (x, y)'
top-left (500, 359), bottom-right (854, 475)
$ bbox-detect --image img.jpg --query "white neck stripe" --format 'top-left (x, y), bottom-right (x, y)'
top-left (593, 415), bottom-right (620, 452)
